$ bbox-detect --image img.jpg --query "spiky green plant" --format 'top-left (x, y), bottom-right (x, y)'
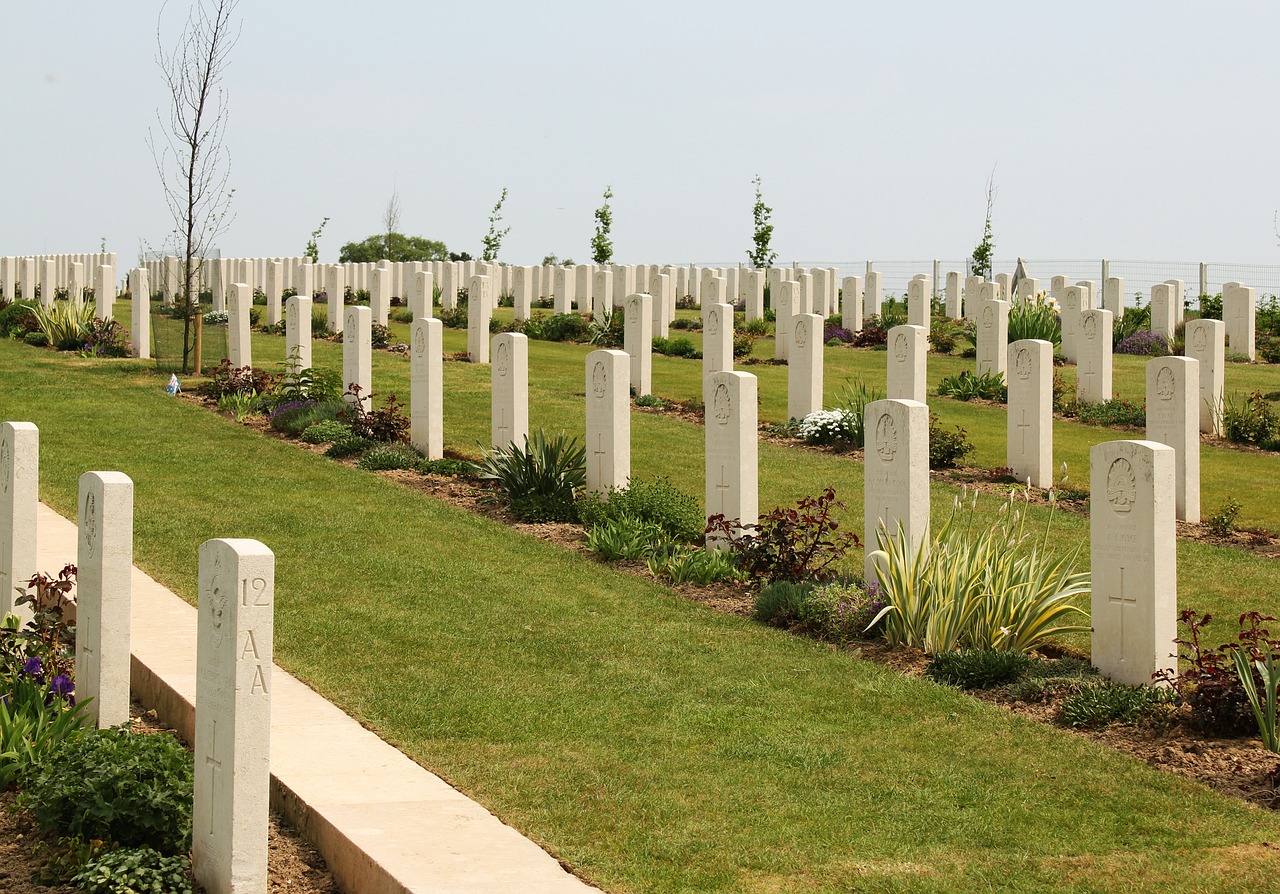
top-left (868, 488), bottom-right (1091, 654)
top-left (31, 301), bottom-right (98, 351)
top-left (471, 429), bottom-right (586, 522)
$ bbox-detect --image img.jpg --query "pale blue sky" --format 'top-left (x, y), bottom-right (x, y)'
top-left (5, 1), bottom-right (1279, 267)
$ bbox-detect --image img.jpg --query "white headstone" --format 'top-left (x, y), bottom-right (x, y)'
top-left (705, 371), bottom-right (758, 549)
top-left (129, 268), bottom-right (151, 360)
top-left (326, 265), bottom-right (345, 334)
top-left (1164, 279), bottom-right (1185, 325)
top-left (1016, 276), bottom-right (1041, 303)
top-left (1149, 283), bottom-right (1176, 344)
top-left (370, 266), bottom-right (391, 326)
top-left (743, 269), bottom-right (765, 322)
top-left (963, 276), bottom-right (983, 322)
top-left (440, 263), bottom-right (458, 312)
top-left (976, 298), bottom-right (1009, 378)
top-left (343, 305), bottom-right (372, 408)
top-left (865, 271), bottom-right (883, 318)
top-left (39, 259), bottom-right (55, 309)
top-left (76, 471), bottom-right (133, 728)
top-left (1223, 281), bottom-right (1256, 360)
top-left (886, 324), bottom-right (928, 404)
top-left (1007, 339), bottom-right (1054, 487)
top-left (1076, 309), bottom-right (1114, 404)
top-left (193, 538), bottom-right (273, 894)
top-left (512, 266), bottom-right (532, 321)
top-left (623, 293), bottom-right (653, 398)
top-left (285, 294), bottom-right (312, 376)
top-left (410, 318), bottom-right (443, 460)
top-left (410, 271), bottom-right (434, 320)
top-left (702, 301), bottom-right (734, 407)
top-left (554, 267), bottom-right (574, 315)
top-left (68, 262), bottom-right (85, 309)
top-left (228, 283), bottom-right (252, 369)
top-left (1184, 318), bottom-right (1225, 435)
top-left (1050, 275), bottom-right (1068, 302)
top-left (907, 276), bottom-right (931, 327)
top-left (0, 422), bottom-right (37, 625)
top-left (585, 350), bottom-right (630, 492)
top-left (864, 399), bottom-right (930, 582)
top-left (209, 259), bottom-right (226, 312)
top-left (491, 333), bottom-right (529, 451)
top-left (468, 275), bottom-right (493, 363)
top-left (576, 265), bottom-right (593, 317)
top-left (841, 275), bottom-right (864, 332)
top-left (649, 271), bottom-right (671, 337)
top-left (265, 261), bottom-right (285, 327)
top-left (788, 313), bottom-right (824, 421)
top-left (1090, 440), bottom-right (1177, 687)
top-left (93, 265), bottom-right (115, 321)
top-left (1103, 276), bottom-right (1125, 319)
top-left (1060, 285), bottom-right (1087, 362)
top-left (1146, 356), bottom-right (1200, 523)
top-left (945, 271), bottom-right (962, 319)
top-left (592, 268), bottom-right (613, 323)
top-left (774, 280), bottom-right (796, 361)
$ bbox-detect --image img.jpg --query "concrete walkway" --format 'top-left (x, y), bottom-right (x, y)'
top-left (36, 502), bottom-right (598, 894)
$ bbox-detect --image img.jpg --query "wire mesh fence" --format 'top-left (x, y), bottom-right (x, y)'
top-left (150, 299), bottom-right (228, 373)
top-left (695, 259), bottom-right (1280, 309)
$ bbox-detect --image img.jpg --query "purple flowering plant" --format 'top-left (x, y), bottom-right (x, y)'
top-left (800, 580), bottom-right (888, 644)
top-left (2, 564), bottom-right (82, 715)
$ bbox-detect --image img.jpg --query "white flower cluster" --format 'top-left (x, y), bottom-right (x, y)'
top-left (798, 409), bottom-right (854, 445)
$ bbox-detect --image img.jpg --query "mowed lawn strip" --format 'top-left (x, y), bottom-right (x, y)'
top-left (4, 340), bottom-right (1280, 893)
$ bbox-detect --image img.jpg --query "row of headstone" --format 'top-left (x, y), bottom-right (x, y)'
top-left (1, 421), bottom-right (273, 892)
top-left (0, 253), bottom-right (119, 306)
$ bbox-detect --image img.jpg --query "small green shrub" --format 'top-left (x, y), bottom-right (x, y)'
top-left (929, 320), bottom-right (962, 354)
top-left (732, 333), bottom-right (757, 358)
top-left (577, 477), bottom-right (704, 543)
top-left (72, 846), bottom-right (193, 894)
top-left (471, 429), bottom-right (586, 523)
top-left (647, 546), bottom-right (741, 585)
top-left (741, 317), bottom-right (771, 337)
top-left (538, 312), bottom-right (588, 342)
top-left (586, 515), bottom-right (668, 560)
top-left (1007, 298), bottom-right (1061, 347)
top-left (800, 581), bottom-right (886, 643)
top-left (32, 301), bottom-right (97, 350)
top-left (0, 299), bottom-right (39, 338)
top-left (1060, 681), bottom-right (1172, 729)
top-left (1206, 498), bottom-right (1243, 537)
top-left (417, 457), bottom-right (473, 476)
top-left (928, 414), bottom-right (975, 469)
top-left (20, 727), bottom-right (194, 854)
top-left (925, 649), bottom-right (1033, 689)
top-left (634, 393), bottom-right (666, 408)
top-left (652, 336), bottom-right (700, 358)
top-left (1258, 336), bottom-right (1280, 364)
top-left (753, 581), bottom-right (814, 626)
top-left (1223, 391), bottom-right (1280, 447)
top-left (356, 443), bottom-right (423, 471)
top-left (23, 330), bottom-right (49, 347)
top-left (708, 487), bottom-right (858, 584)
top-left (1072, 398), bottom-right (1146, 428)
top-left (339, 386), bottom-right (411, 442)
top-left (268, 398), bottom-right (346, 435)
top-left (390, 307), bottom-right (414, 324)
top-left (936, 370), bottom-right (1006, 402)
top-left (301, 420), bottom-right (352, 444)
top-left (325, 433), bottom-right (375, 458)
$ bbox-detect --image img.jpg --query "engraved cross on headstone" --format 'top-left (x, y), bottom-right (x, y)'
top-left (495, 406), bottom-right (508, 447)
top-left (1017, 409), bottom-right (1031, 453)
top-left (714, 465), bottom-right (732, 515)
top-left (1107, 566), bottom-right (1136, 655)
top-left (592, 432), bottom-right (608, 485)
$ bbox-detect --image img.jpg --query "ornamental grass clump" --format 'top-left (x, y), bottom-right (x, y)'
top-left (1007, 294), bottom-right (1061, 347)
top-left (867, 487), bottom-right (1090, 654)
top-left (471, 429), bottom-right (586, 522)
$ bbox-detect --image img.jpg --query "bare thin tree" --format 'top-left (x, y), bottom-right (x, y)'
top-left (383, 186), bottom-right (401, 243)
top-left (149, 0), bottom-right (241, 373)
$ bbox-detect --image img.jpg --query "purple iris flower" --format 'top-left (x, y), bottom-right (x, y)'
top-left (22, 656), bottom-right (43, 677)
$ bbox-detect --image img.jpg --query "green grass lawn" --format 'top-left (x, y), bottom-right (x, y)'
top-left (8, 311), bottom-right (1280, 892)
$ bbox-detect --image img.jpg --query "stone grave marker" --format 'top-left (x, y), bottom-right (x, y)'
top-left (554, 267), bottom-right (574, 315)
top-left (1146, 357), bottom-right (1200, 523)
top-left (343, 305), bottom-right (372, 408)
top-left (468, 275), bottom-right (493, 363)
top-left (0, 422), bottom-right (37, 624)
top-left (265, 261), bottom-right (284, 327)
top-left (1103, 276), bottom-right (1125, 319)
top-left (624, 293), bottom-right (653, 398)
top-left (410, 271), bottom-right (434, 320)
top-left (963, 276), bottom-right (983, 321)
top-left (774, 280), bottom-right (797, 361)
top-left (576, 265), bottom-right (593, 317)
top-left (864, 399), bottom-right (929, 582)
top-left (285, 294), bottom-right (313, 376)
top-left (76, 471), bottom-right (133, 728)
top-left (512, 266), bottom-right (532, 320)
top-left (649, 270), bottom-right (671, 337)
top-left (1076, 309), bottom-right (1113, 404)
top-left (193, 538), bottom-right (274, 894)
top-left (1007, 339), bottom-right (1053, 487)
top-left (326, 265), bottom-right (346, 334)
top-left (743, 269), bottom-right (765, 322)
top-left (945, 271), bottom-right (962, 319)
top-left (585, 350), bottom-right (630, 493)
top-left (1060, 285), bottom-right (1087, 362)
top-left (907, 276), bottom-right (931, 327)
top-left (228, 283), bottom-right (252, 369)
top-left (1223, 281), bottom-right (1256, 360)
top-left (976, 298), bottom-right (1009, 378)
top-left (592, 268), bottom-right (613, 323)
top-left (1184, 318), bottom-right (1225, 435)
top-left (94, 265), bottom-right (115, 321)
top-left (865, 271), bottom-right (883, 318)
top-left (410, 318), bottom-right (443, 459)
top-left (705, 371), bottom-right (758, 550)
top-left (491, 333), bottom-right (529, 451)
top-left (1149, 283), bottom-right (1176, 343)
top-left (788, 313), bottom-right (824, 421)
top-left (842, 275), bottom-right (864, 332)
top-left (886, 324), bottom-right (927, 403)
top-left (1090, 440), bottom-right (1177, 687)
top-left (129, 268), bottom-right (151, 360)
top-left (703, 301), bottom-right (734, 407)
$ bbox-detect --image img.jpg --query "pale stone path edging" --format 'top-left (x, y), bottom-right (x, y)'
top-left (35, 502), bottom-right (598, 894)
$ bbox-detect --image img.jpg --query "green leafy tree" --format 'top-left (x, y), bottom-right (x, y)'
top-left (591, 185), bottom-right (614, 265)
top-left (338, 233), bottom-right (449, 264)
top-left (746, 175), bottom-right (777, 268)
top-left (970, 170), bottom-right (996, 280)
top-left (305, 216), bottom-right (329, 262)
top-left (481, 187), bottom-right (511, 262)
